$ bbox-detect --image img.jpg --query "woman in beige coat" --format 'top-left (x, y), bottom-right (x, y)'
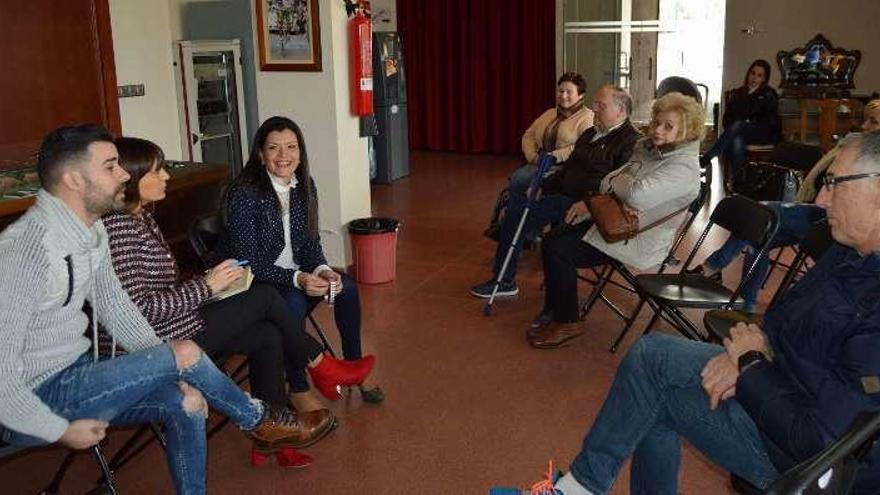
top-left (529, 92), bottom-right (704, 348)
top-left (507, 72), bottom-right (594, 191)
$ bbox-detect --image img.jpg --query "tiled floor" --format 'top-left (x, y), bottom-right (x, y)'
top-left (1, 151), bottom-right (756, 494)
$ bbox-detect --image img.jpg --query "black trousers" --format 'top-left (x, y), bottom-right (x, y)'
top-left (277, 272), bottom-right (364, 393)
top-left (195, 283), bottom-right (323, 408)
top-left (542, 223), bottom-right (613, 323)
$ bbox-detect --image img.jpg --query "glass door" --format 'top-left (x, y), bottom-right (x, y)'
top-left (177, 40), bottom-right (249, 174)
top-left (564, 0), bottom-right (726, 126)
top-left (563, 0), bottom-right (661, 123)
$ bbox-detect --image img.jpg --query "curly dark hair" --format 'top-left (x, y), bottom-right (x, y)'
top-left (558, 72), bottom-right (587, 95)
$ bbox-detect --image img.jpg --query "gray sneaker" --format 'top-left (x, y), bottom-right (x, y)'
top-left (470, 279), bottom-right (519, 298)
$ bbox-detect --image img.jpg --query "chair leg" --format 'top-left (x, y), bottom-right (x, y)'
top-left (580, 264), bottom-right (613, 320)
top-left (608, 298), bottom-right (646, 353)
top-left (761, 247), bottom-right (784, 289)
top-left (42, 445), bottom-right (119, 495)
top-left (108, 424), bottom-right (151, 471)
top-left (643, 308), bottom-right (662, 335)
top-left (109, 423), bottom-right (167, 473)
top-left (655, 305), bottom-right (707, 342)
top-left (42, 450), bottom-right (78, 494)
top-left (308, 313), bottom-right (337, 359)
top-left (91, 444), bottom-right (118, 495)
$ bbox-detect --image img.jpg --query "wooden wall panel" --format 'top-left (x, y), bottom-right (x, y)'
top-left (0, 0), bottom-right (120, 170)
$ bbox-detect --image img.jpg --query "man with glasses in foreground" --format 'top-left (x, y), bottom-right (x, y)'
top-left (495, 131), bottom-right (880, 494)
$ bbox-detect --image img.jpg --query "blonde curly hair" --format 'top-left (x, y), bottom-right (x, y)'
top-left (651, 92), bottom-right (706, 143)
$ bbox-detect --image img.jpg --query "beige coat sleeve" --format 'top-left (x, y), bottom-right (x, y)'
top-left (521, 108), bottom-right (556, 164)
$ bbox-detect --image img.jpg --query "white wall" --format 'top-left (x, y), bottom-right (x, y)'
top-left (108, 0), bottom-right (371, 266)
top-left (249, 1), bottom-right (371, 265)
top-left (109, 0), bottom-right (184, 159)
top-left (723, 0), bottom-right (880, 93)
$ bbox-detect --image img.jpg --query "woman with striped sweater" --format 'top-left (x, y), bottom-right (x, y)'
top-left (103, 137), bottom-right (375, 465)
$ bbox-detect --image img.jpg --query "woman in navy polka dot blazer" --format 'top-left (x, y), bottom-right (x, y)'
top-left (222, 116), bottom-right (384, 409)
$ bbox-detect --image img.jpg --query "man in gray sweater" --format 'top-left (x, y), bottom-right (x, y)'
top-left (0, 125), bottom-right (333, 493)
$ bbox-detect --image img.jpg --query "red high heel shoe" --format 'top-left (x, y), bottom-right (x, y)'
top-left (251, 446), bottom-right (314, 468)
top-left (308, 354), bottom-right (375, 400)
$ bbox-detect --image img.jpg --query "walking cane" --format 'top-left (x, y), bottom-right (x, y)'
top-left (483, 153), bottom-right (556, 316)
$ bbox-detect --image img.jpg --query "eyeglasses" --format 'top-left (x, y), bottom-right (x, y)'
top-left (820, 172), bottom-right (880, 190)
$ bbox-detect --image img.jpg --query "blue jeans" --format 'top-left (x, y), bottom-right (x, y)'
top-left (4, 345), bottom-right (263, 494)
top-left (703, 120), bottom-right (776, 180)
top-left (493, 165), bottom-right (574, 282)
top-left (704, 202), bottom-right (825, 311)
top-left (509, 164), bottom-right (536, 192)
top-left (570, 334), bottom-right (778, 494)
top-left (279, 272), bottom-right (363, 393)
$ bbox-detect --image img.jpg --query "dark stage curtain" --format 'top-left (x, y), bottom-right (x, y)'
top-left (397, 0), bottom-right (556, 154)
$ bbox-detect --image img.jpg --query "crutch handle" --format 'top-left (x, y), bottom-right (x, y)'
top-left (527, 153), bottom-right (556, 202)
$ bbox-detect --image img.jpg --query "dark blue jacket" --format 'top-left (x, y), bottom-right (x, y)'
top-left (220, 180), bottom-right (327, 289)
top-left (737, 243), bottom-right (880, 492)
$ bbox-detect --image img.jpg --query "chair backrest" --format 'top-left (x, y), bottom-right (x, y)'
top-left (682, 195), bottom-right (779, 307)
top-left (769, 142), bottom-right (825, 173)
top-left (661, 181), bottom-right (710, 273)
top-left (709, 195), bottom-right (779, 246)
top-left (656, 76), bottom-right (703, 105)
top-left (188, 214), bottom-right (224, 269)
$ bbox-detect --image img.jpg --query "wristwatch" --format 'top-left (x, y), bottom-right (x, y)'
top-left (738, 350), bottom-right (766, 373)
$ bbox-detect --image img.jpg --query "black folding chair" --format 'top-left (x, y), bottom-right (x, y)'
top-left (764, 410), bottom-right (880, 495)
top-left (189, 214), bottom-right (338, 358)
top-left (755, 142), bottom-right (825, 282)
top-left (633, 195), bottom-right (779, 342)
top-left (1, 426), bottom-right (119, 494)
top-left (188, 214), bottom-right (225, 268)
top-left (656, 76), bottom-right (705, 105)
top-left (703, 219), bottom-right (833, 342)
top-left (578, 174), bottom-right (711, 352)
top-left (729, 409), bottom-right (880, 495)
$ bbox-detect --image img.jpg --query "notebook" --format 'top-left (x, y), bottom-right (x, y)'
top-left (206, 267), bottom-right (254, 302)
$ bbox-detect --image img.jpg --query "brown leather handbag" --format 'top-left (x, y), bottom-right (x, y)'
top-left (587, 193), bottom-right (689, 244)
top-left (586, 194), bottom-right (639, 243)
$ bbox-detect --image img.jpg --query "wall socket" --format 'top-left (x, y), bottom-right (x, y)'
top-left (117, 84), bottom-right (145, 98)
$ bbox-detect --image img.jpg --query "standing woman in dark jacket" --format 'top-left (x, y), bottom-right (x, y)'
top-left (701, 59), bottom-right (782, 182)
top-left (222, 116), bottom-right (383, 410)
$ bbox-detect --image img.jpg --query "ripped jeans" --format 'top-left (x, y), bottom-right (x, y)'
top-left (4, 344), bottom-right (263, 494)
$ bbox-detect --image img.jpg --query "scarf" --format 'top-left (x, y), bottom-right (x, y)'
top-left (542, 97), bottom-right (585, 153)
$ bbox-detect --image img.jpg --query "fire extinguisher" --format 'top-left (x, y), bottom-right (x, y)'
top-left (349, 8), bottom-right (373, 116)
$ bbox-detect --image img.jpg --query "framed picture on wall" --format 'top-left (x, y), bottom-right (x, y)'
top-left (255, 0), bottom-right (322, 71)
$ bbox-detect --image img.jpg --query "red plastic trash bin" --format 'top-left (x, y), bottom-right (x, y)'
top-left (348, 217), bottom-right (400, 284)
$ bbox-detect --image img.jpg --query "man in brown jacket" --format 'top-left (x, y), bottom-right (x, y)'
top-left (472, 85), bottom-right (641, 298)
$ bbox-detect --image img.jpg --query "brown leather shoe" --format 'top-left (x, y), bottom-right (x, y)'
top-left (248, 406), bottom-right (335, 451)
top-left (526, 312), bottom-right (553, 339)
top-left (528, 321), bottom-right (586, 349)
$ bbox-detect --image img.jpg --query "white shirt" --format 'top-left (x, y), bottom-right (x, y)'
top-left (268, 173), bottom-right (332, 289)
